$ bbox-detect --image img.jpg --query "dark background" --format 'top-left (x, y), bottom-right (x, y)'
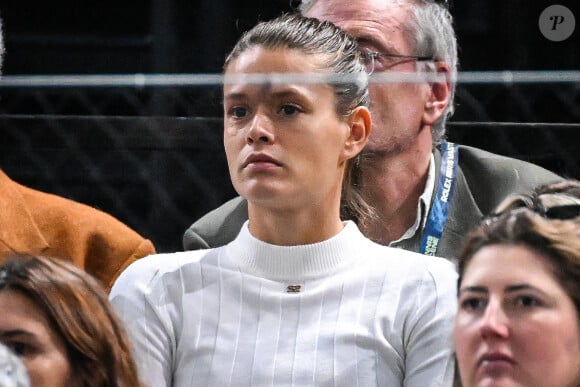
top-left (0, 1), bottom-right (579, 252)
top-left (2, 0), bottom-right (579, 75)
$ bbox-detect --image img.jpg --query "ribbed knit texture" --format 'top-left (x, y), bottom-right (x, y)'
top-left (111, 221), bottom-right (457, 387)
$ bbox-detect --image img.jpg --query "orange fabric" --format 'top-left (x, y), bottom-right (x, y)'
top-left (0, 169), bottom-right (155, 290)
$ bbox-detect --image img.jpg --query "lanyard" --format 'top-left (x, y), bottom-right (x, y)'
top-left (420, 142), bottom-right (458, 256)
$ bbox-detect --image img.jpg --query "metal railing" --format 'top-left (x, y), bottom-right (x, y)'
top-left (1, 72), bottom-right (578, 251)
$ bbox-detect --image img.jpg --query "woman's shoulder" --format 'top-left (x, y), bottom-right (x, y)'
top-left (111, 249), bottom-right (221, 295)
top-left (360, 241), bottom-right (457, 284)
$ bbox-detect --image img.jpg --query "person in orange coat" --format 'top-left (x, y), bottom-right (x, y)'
top-left (0, 14), bottom-right (155, 289)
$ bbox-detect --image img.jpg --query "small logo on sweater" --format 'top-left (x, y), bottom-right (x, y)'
top-left (286, 285), bottom-right (301, 293)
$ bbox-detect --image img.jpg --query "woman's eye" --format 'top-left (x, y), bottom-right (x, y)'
top-left (514, 295), bottom-right (540, 308)
top-left (230, 107), bottom-right (249, 119)
top-left (460, 297), bottom-right (486, 311)
top-left (279, 105), bottom-right (300, 116)
top-left (4, 341), bottom-right (30, 356)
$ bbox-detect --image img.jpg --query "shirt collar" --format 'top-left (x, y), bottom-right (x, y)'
top-left (388, 153), bottom-right (435, 246)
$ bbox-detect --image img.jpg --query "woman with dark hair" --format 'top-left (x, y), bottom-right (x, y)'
top-left (454, 179), bottom-right (580, 387)
top-left (0, 255), bottom-right (140, 387)
top-left (111, 13), bottom-right (457, 386)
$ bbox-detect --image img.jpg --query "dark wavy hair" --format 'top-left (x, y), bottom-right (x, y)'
top-left (0, 255), bottom-right (141, 387)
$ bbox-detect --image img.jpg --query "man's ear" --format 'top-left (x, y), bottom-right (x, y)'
top-left (342, 106), bottom-right (371, 160)
top-left (422, 61), bottom-right (451, 125)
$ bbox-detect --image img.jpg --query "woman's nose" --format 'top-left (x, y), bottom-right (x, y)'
top-left (246, 113), bottom-right (274, 145)
top-left (479, 300), bottom-right (509, 340)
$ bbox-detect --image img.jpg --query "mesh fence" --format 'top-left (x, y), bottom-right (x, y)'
top-left (0, 72), bottom-right (579, 252)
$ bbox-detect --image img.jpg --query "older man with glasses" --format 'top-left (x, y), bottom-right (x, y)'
top-left (183, 0), bottom-right (561, 260)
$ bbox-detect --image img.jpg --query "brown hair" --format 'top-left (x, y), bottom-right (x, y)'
top-left (224, 13), bottom-right (375, 224)
top-left (0, 255), bottom-right (141, 387)
top-left (457, 180), bottom-right (580, 314)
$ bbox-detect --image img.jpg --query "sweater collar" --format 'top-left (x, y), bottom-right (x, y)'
top-left (226, 220), bottom-right (365, 281)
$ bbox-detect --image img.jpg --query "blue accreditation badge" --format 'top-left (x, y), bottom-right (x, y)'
top-left (420, 142), bottom-right (458, 256)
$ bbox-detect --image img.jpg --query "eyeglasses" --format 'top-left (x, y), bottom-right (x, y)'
top-left (432, 0), bottom-right (451, 7)
top-left (484, 202), bottom-right (580, 224)
top-left (437, 0), bottom-right (452, 8)
top-left (530, 203), bottom-right (580, 220)
top-left (361, 50), bottom-right (434, 74)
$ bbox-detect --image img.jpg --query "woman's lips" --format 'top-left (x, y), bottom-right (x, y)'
top-left (243, 153), bottom-right (282, 170)
top-left (477, 352), bottom-right (516, 376)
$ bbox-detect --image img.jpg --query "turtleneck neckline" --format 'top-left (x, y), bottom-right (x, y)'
top-left (225, 220), bottom-right (366, 281)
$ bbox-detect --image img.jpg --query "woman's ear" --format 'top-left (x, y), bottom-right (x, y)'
top-left (342, 106), bottom-right (371, 160)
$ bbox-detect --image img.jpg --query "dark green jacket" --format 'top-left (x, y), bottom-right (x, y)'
top-left (183, 145), bottom-right (560, 259)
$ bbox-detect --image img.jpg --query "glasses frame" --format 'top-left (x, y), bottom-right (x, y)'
top-left (484, 203), bottom-right (580, 224)
top-left (361, 50), bottom-right (434, 74)
top-left (531, 203), bottom-right (580, 220)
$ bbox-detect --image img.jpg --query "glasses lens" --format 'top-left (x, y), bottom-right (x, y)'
top-left (361, 52), bottom-right (374, 74)
top-left (484, 203), bottom-right (580, 224)
top-left (430, 0), bottom-right (451, 9)
top-left (544, 204), bottom-right (580, 220)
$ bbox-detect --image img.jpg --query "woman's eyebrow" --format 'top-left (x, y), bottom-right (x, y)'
top-left (223, 92), bottom-right (246, 102)
top-left (504, 284), bottom-right (550, 298)
top-left (225, 84), bottom-right (308, 101)
top-left (269, 88), bottom-right (304, 98)
top-left (458, 286), bottom-right (488, 295)
top-left (224, 81), bottom-right (275, 101)
top-left (459, 284), bottom-right (549, 297)
top-left (0, 329), bottom-right (35, 339)
top-left (505, 284), bottom-right (533, 292)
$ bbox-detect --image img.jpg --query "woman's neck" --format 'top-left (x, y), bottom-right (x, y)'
top-left (247, 202), bottom-right (345, 246)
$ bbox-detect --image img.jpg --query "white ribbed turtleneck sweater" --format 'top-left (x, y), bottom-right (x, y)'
top-left (111, 221), bottom-right (457, 387)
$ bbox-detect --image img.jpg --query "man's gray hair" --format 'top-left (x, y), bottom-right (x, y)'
top-left (409, 1), bottom-right (457, 143)
top-left (299, 0), bottom-right (458, 144)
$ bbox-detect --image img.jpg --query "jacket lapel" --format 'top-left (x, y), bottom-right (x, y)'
top-left (432, 148), bottom-right (483, 260)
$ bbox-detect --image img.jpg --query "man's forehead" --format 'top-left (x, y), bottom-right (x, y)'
top-left (305, 0), bottom-right (410, 18)
top-left (304, 0), bottom-right (411, 33)
top-left (305, 0), bottom-right (412, 52)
